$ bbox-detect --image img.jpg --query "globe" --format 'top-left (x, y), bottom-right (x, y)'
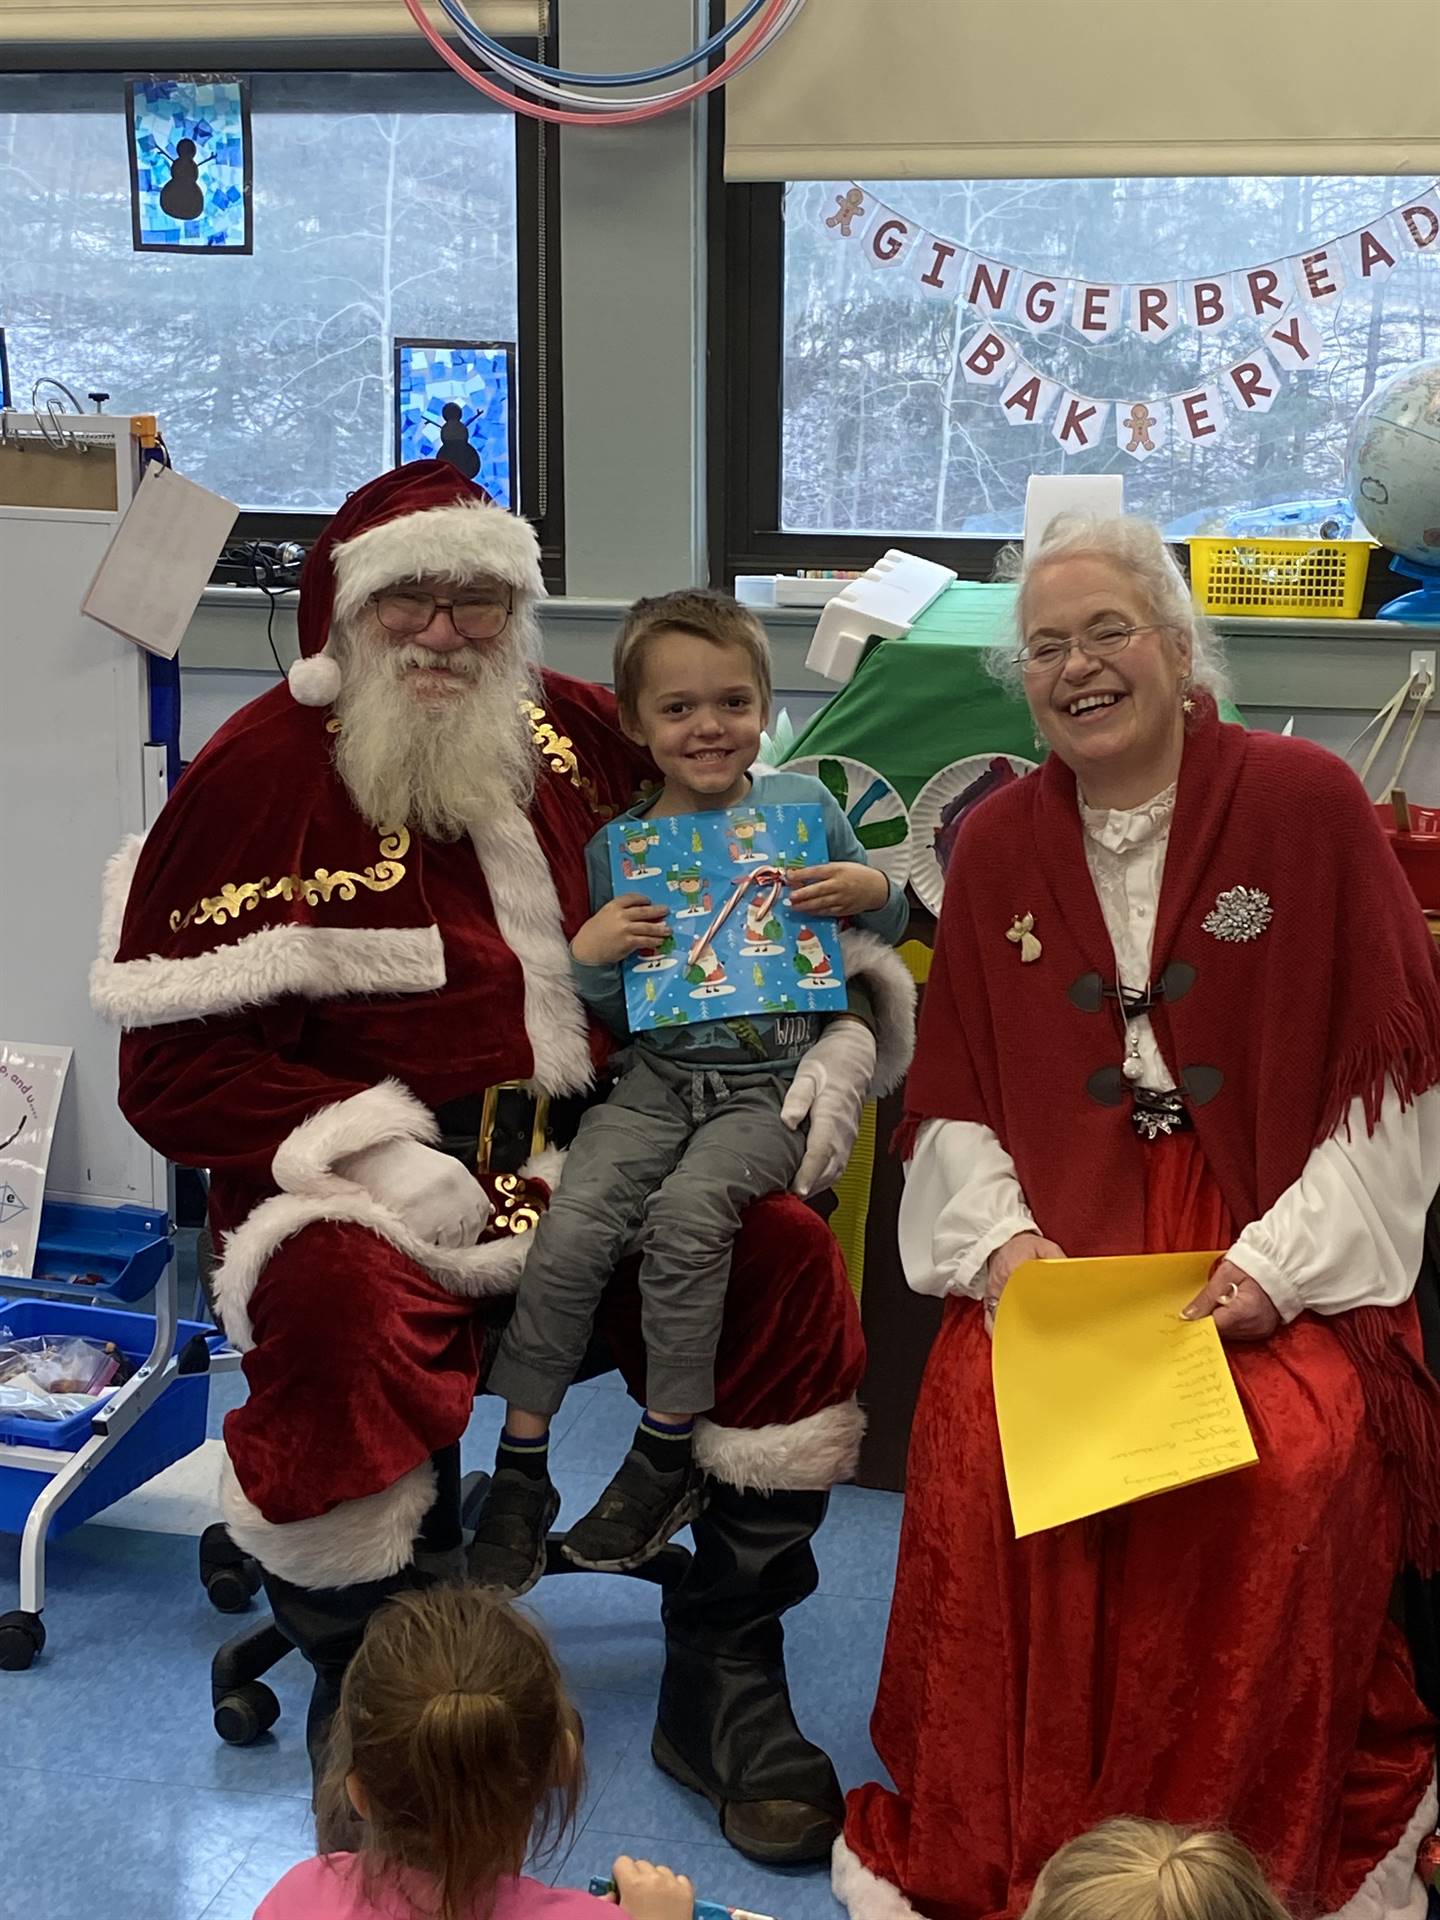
top-left (1344, 361), bottom-right (1440, 618)
top-left (1346, 359), bottom-right (1440, 563)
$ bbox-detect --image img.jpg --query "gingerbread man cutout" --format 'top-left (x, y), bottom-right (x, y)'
top-left (825, 187), bottom-right (866, 237)
top-left (1124, 403), bottom-right (1156, 455)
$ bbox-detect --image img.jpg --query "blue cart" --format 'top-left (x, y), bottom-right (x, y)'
top-left (0, 1201), bottom-right (217, 1670)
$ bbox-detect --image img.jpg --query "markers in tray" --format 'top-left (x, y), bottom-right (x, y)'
top-left (587, 1880), bottom-right (774, 1920)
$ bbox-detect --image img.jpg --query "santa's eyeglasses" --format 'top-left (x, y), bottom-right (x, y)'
top-left (369, 587), bottom-right (513, 642)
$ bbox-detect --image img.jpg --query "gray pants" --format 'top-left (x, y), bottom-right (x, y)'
top-left (487, 1053), bottom-right (808, 1417)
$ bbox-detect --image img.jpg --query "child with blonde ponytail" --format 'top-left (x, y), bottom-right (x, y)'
top-left (1025, 1820), bottom-right (1292, 1920)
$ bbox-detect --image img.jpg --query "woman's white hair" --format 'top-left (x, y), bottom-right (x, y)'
top-left (988, 513), bottom-right (1231, 706)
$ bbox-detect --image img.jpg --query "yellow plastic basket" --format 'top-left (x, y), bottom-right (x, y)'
top-left (1188, 536), bottom-right (1370, 619)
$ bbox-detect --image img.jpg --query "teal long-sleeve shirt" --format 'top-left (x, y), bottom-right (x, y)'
top-left (570, 772), bottom-right (909, 1072)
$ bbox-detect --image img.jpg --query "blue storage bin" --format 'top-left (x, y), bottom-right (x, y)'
top-left (27, 1202), bottom-right (171, 1303)
top-left (0, 1298), bottom-right (211, 1537)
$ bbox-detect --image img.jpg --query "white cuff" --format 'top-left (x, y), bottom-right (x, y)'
top-left (954, 1213), bottom-right (1041, 1299)
top-left (1226, 1234), bottom-right (1307, 1323)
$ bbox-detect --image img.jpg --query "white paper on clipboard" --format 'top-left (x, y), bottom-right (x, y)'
top-left (1024, 475), bottom-right (1125, 553)
top-left (82, 464), bottom-right (238, 659)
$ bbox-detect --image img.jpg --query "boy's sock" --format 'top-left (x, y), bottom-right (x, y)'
top-left (631, 1412), bottom-right (695, 1474)
top-left (496, 1426), bottom-right (551, 1480)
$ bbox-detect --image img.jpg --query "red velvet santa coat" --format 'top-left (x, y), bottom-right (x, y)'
top-left (95, 671), bottom-right (907, 1587)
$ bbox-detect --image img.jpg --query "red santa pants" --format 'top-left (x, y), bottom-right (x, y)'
top-left (842, 1134), bottom-right (1435, 1920)
top-left (225, 1190), bottom-right (865, 1528)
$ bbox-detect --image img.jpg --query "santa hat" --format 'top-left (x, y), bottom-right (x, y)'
top-left (288, 459), bottom-right (546, 708)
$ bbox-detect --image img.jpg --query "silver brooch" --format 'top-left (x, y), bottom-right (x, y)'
top-left (1202, 885), bottom-right (1273, 943)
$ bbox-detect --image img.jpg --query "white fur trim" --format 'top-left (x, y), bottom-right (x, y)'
top-left (90, 831), bottom-right (447, 1031)
top-left (468, 805), bottom-right (594, 1097)
top-left (271, 1079), bottom-right (438, 1193)
top-left (211, 1082), bottom-right (556, 1351)
top-left (91, 922), bottom-right (446, 1029)
top-left (695, 1396), bottom-right (865, 1494)
top-left (220, 1452), bottom-right (437, 1589)
top-left (211, 1186), bottom-right (533, 1351)
top-left (287, 649), bottom-right (343, 708)
top-left (840, 929), bottom-right (917, 1098)
top-left (332, 500), bottom-right (545, 622)
top-left (1324, 1773), bottom-right (1435, 1920)
top-left (832, 1835), bottom-right (923, 1920)
top-left (97, 832), bottom-right (145, 961)
top-left (521, 1143), bottom-right (568, 1191)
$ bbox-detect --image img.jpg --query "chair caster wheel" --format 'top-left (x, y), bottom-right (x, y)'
top-left (204, 1564), bottom-right (261, 1614)
top-left (199, 1523), bottom-right (262, 1613)
top-left (0, 1610), bottom-right (46, 1671)
top-left (214, 1680), bottom-right (281, 1745)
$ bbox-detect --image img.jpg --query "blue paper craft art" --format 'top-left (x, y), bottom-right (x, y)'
top-left (127, 78), bottom-right (252, 254)
top-left (610, 804), bottom-right (847, 1034)
top-left (394, 339), bottom-right (517, 510)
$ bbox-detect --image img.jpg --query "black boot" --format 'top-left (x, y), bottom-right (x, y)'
top-left (263, 1564), bottom-right (424, 1847)
top-left (260, 1445), bottom-right (464, 1841)
top-left (653, 1478), bottom-right (844, 1866)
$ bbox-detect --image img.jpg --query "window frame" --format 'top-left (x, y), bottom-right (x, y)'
top-left (708, 179), bottom-right (1400, 616)
top-left (5, 34), bottom-right (565, 591)
top-left (710, 180), bottom-right (1006, 589)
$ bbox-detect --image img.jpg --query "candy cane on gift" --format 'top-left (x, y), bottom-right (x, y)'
top-left (686, 864), bottom-right (786, 971)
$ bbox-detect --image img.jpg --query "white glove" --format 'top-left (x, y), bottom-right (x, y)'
top-left (781, 1017), bottom-right (877, 1197)
top-left (336, 1138), bottom-right (491, 1249)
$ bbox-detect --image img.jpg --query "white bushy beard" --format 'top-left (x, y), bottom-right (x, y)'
top-left (332, 605), bottom-right (543, 839)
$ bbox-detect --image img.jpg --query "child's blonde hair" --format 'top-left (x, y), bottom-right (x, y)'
top-left (1025, 1820), bottom-right (1291, 1920)
top-left (613, 588), bottom-right (773, 726)
top-left (317, 1586), bottom-right (583, 1920)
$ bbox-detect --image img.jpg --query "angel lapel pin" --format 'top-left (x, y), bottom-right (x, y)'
top-left (1006, 912), bottom-right (1043, 963)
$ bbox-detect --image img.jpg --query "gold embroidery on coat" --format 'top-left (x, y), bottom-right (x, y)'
top-left (168, 828), bottom-right (411, 932)
top-left (523, 700), bottom-right (617, 820)
top-left (491, 1173), bottom-right (542, 1236)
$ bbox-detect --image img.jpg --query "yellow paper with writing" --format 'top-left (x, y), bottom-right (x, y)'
top-left (991, 1250), bottom-right (1258, 1539)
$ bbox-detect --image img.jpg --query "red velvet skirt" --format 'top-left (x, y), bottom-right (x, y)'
top-left (843, 1134), bottom-right (1435, 1920)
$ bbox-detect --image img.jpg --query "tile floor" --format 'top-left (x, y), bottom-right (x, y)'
top-left (0, 1362), bottom-right (901, 1920)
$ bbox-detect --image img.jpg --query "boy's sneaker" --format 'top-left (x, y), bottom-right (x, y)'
top-left (465, 1468), bottom-right (561, 1598)
top-left (560, 1450), bottom-right (707, 1572)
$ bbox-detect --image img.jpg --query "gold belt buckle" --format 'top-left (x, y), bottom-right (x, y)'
top-left (477, 1081), bottom-right (551, 1175)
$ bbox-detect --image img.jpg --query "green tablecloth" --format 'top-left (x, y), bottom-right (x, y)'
top-left (784, 584), bottom-right (1033, 805)
top-left (784, 581), bottom-right (1241, 803)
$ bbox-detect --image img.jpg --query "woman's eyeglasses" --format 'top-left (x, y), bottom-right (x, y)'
top-left (370, 588), bottom-right (512, 642)
top-left (1014, 623), bottom-right (1169, 676)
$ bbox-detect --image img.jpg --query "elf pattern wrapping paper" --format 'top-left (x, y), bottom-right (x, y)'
top-left (609, 804), bottom-right (847, 1033)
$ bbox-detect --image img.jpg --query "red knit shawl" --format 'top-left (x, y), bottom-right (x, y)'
top-left (904, 703), bottom-right (1440, 1568)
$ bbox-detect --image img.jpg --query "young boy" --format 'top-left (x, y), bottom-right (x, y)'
top-left (468, 590), bottom-right (908, 1597)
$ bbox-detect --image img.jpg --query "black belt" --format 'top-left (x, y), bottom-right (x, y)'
top-left (434, 1085), bottom-right (592, 1176)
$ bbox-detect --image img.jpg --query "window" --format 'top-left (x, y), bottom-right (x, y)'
top-left (715, 176), bottom-right (1435, 579)
top-left (0, 69), bottom-right (562, 577)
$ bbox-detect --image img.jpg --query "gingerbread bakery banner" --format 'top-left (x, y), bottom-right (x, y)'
top-left (954, 311), bottom-right (1324, 456)
top-left (820, 181), bottom-right (1440, 456)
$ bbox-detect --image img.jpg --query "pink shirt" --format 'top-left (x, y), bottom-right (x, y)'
top-left (255, 1855), bottom-right (615, 1920)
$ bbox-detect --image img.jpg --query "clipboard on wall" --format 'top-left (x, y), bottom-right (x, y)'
top-left (0, 411), bottom-right (122, 512)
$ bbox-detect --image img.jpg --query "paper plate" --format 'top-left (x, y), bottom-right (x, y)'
top-left (784, 754), bottom-right (912, 890)
top-left (909, 754), bottom-right (1039, 913)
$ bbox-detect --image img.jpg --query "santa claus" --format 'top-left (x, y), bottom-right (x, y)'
top-left (91, 461), bottom-right (914, 1864)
